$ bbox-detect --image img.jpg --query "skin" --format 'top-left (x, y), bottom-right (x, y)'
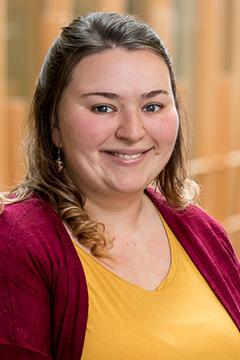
top-left (52, 48), bottom-right (179, 290)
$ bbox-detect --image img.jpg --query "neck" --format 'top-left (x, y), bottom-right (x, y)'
top-left (84, 190), bottom-right (149, 233)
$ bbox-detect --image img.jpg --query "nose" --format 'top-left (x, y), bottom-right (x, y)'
top-left (115, 110), bottom-right (146, 143)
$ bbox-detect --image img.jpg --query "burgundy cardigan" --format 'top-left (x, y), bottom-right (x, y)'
top-left (0, 189), bottom-right (239, 359)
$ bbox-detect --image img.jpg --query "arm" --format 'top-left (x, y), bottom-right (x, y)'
top-left (0, 209), bottom-right (53, 359)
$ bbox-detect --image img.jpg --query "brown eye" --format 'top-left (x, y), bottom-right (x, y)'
top-left (92, 105), bottom-right (114, 113)
top-left (143, 104), bottom-right (162, 112)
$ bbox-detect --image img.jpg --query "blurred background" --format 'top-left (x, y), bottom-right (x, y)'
top-left (0, 0), bottom-right (239, 255)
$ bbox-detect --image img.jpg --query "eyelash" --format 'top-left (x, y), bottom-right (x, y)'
top-left (143, 103), bottom-right (163, 112)
top-left (91, 103), bottom-right (164, 114)
top-left (92, 105), bottom-right (115, 113)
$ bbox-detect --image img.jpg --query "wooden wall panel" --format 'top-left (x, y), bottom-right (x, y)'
top-left (0, 0), bottom-right (7, 102)
top-left (191, 0), bottom-right (240, 253)
top-left (0, 0), bottom-right (8, 189)
top-left (39, 0), bottom-right (75, 65)
top-left (7, 98), bottom-right (27, 186)
top-left (96, 0), bottom-right (128, 12)
top-left (143, 0), bottom-right (174, 51)
top-left (230, 0), bottom-right (240, 152)
top-left (193, 0), bottom-right (223, 158)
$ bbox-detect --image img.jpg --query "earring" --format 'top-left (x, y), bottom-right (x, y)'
top-left (56, 148), bottom-right (63, 173)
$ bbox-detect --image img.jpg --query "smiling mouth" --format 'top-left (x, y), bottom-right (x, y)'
top-left (111, 152), bottom-right (142, 160)
top-left (104, 149), bottom-right (151, 161)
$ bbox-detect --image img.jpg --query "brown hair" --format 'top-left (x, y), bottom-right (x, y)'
top-left (3, 12), bottom-right (199, 256)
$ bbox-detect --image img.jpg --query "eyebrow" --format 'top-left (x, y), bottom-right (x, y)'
top-left (81, 92), bottom-right (119, 99)
top-left (80, 89), bottom-right (169, 99)
top-left (142, 89), bottom-right (169, 98)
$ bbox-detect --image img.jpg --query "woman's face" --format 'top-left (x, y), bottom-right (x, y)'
top-left (52, 48), bottom-right (179, 200)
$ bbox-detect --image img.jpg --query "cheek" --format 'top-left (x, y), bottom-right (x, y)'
top-left (60, 115), bottom-right (111, 153)
top-left (154, 111), bottom-right (179, 146)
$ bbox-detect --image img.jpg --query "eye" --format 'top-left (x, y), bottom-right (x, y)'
top-left (143, 104), bottom-right (163, 112)
top-left (92, 105), bottom-right (115, 113)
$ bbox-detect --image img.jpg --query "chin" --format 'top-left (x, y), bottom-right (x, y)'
top-left (109, 182), bottom-right (148, 195)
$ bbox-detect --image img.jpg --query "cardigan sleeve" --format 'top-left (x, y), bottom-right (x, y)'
top-left (0, 207), bottom-right (53, 359)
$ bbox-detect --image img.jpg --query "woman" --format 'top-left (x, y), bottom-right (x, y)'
top-left (0, 12), bottom-right (239, 360)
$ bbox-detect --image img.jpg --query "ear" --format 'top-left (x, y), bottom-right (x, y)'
top-left (52, 125), bottom-right (62, 147)
top-left (52, 125), bottom-right (62, 148)
top-left (51, 117), bottom-right (62, 148)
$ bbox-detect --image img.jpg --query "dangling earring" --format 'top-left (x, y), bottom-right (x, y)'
top-left (56, 147), bottom-right (63, 173)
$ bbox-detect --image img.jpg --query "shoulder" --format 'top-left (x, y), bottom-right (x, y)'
top-left (146, 187), bottom-right (238, 261)
top-left (0, 194), bottom-right (84, 277)
top-left (0, 195), bottom-right (68, 281)
top-left (146, 187), bottom-right (226, 233)
top-left (1, 195), bottom-right (58, 230)
top-left (1, 195), bottom-right (62, 246)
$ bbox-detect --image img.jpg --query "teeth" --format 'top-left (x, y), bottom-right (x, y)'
top-left (112, 152), bottom-right (142, 160)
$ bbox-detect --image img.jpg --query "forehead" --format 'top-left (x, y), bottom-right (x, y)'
top-left (68, 48), bottom-right (172, 94)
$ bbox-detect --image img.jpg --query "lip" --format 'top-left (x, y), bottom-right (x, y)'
top-left (100, 147), bottom-right (153, 155)
top-left (100, 147), bottom-right (153, 164)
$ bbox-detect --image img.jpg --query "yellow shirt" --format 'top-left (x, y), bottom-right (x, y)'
top-left (73, 217), bottom-right (240, 359)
